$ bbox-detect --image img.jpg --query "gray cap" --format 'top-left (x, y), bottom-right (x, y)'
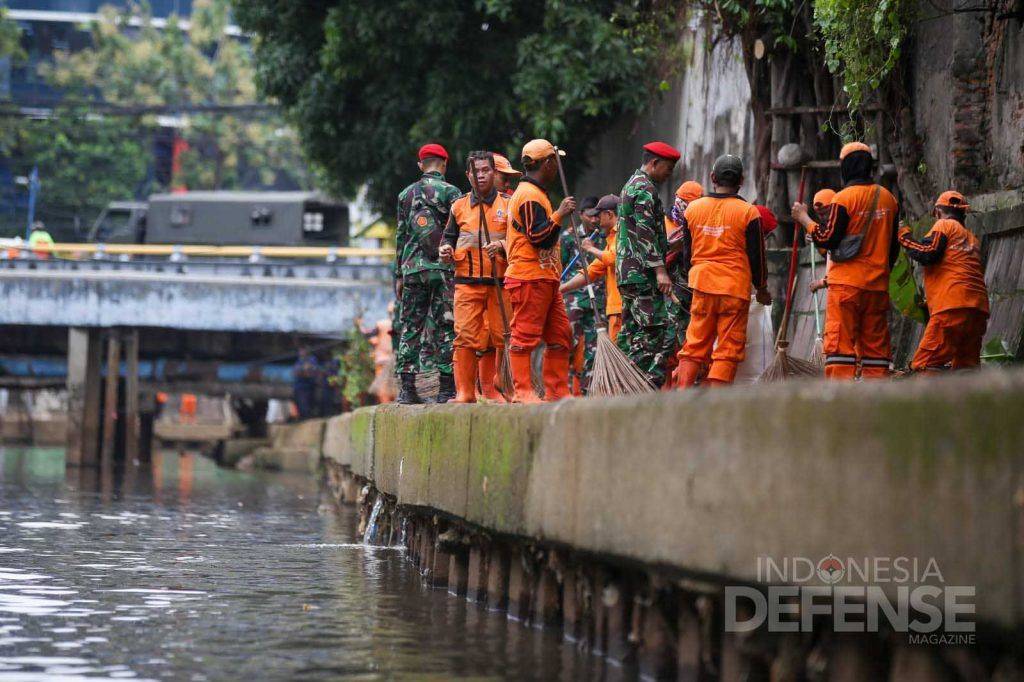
top-left (595, 194), bottom-right (621, 212)
top-left (712, 154), bottom-right (744, 184)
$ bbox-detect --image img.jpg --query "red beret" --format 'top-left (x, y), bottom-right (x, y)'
top-left (643, 141), bottom-right (681, 161)
top-left (755, 204), bottom-right (778, 235)
top-left (418, 143), bottom-right (449, 161)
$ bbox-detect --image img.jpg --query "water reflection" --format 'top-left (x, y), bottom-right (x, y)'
top-left (0, 448), bottom-right (623, 680)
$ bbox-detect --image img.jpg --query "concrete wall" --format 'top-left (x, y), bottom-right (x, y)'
top-left (575, 21), bottom-right (755, 206)
top-left (0, 269), bottom-right (390, 334)
top-left (323, 370), bottom-right (1024, 629)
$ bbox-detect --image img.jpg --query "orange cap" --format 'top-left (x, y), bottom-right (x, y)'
top-left (839, 141), bottom-right (871, 160)
top-left (935, 190), bottom-right (969, 211)
top-left (812, 189), bottom-right (836, 209)
top-left (493, 153), bottom-right (522, 177)
top-left (521, 139), bottom-right (565, 164)
top-left (675, 180), bottom-right (703, 203)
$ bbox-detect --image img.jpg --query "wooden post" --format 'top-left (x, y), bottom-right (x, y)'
top-left (123, 329), bottom-right (140, 461)
top-left (101, 331), bottom-right (121, 464)
top-left (66, 328), bottom-right (102, 467)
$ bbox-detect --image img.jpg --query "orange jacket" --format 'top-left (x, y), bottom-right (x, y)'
top-left (442, 191), bottom-right (510, 283)
top-left (586, 229), bottom-right (621, 315)
top-left (899, 219), bottom-right (988, 315)
top-left (505, 177), bottom-right (562, 282)
top-left (809, 182), bottom-right (899, 292)
top-left (677, 193), bottom-right (766, 300)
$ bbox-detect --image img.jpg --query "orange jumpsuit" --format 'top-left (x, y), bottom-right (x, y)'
top-left (441, 190), bottom-right (511, 401)
top-left (675, 193), bottom-right (766, 385)
top-left (505, 177), bottom-right (572, 401)
top-left (899, 219), bottom-right (989, 371)
top-left (369, 318), bottom-right (395, 403)
top-left (585, 227), bottom-right (622, 341)
top-left (809, 183), bottom-right (899, 379)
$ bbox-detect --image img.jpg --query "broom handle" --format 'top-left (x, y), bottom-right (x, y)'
top-left (775, 167), bottom-right (807, 347)
top-left (552, 146), bottom-right (607, 329)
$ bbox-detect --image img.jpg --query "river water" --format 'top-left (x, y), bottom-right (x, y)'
top-left (0, 448), bottom-right (622, 681)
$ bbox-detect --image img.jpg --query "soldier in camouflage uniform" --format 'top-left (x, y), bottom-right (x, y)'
top-left (559, 196), bottom-right (605, 394)
top-left (614, 142), bottom-right (681, 388)
top-left (394, 143), bottom-right (462, 403)
top-left (663, 181), bottom-right (703, 376)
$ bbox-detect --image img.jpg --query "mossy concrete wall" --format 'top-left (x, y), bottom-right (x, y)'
top-left (321, 370), bottom-right (1024, 628)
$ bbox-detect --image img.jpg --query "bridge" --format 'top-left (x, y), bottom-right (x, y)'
top-left (0, 242), bottom-right (394, 466)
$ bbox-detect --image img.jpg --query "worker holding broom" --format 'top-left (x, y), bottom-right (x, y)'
top-left (614, 142), bottom-right (681, 388)
top-left (663, 180), bottom-right (703, 385)
top-left (898, 191), bottom-right (989, 372)
top-left (395, 143), bottom-right (462, 404)
top-left (438, 151), bottom-right (511, 403)
top-left (792, 142), bottom-right (899, 379)
top-left (561, 194), bottom-right (622, 342)
top-left (504, 139), bottom-right (576, 402)
top-left (560, 196), bottom-right (604, 394)
top-left (671, 154), bottom-right (771, 388)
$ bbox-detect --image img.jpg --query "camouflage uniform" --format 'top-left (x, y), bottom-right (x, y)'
top-left (560, 226), bottom-right (606, 391)
top-left (665, 222), bottom-right (692, 353)
top-left (615, 169), bottom-right (674, 387)
top-left (395, 171), bottom-right (461, 376)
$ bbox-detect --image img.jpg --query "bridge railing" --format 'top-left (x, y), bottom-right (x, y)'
top-left (0, 242), bottom-right (396, 281)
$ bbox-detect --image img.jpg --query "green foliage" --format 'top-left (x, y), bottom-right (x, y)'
top-left (46, 0), bottom-right (310, 191)
top-left (233, 0), bottom-right (681, 214)
top-left (337, 324), bottom-right (376, 408)
top-left (814, 0), bottom-right (913, 111)
top-left (16, 111), bottom-right (149, 220)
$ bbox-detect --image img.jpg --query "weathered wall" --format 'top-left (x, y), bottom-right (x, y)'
top-left (323, 370), bottom-right (1024, 629)
top-left (910, 3), bottom-right (1023, 194)
top-left (575, 22), bottom-right (755, 205)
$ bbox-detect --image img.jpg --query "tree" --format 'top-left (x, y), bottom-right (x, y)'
top-left (233, 0), bottom-right (682, 214)
top-left (45, 0), bottom-right (311, 192)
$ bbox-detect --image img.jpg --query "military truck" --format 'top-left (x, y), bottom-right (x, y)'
top-left (89, 191), bottom-right (349, 246)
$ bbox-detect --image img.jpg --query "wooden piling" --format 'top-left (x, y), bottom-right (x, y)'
top-left (467, 546), bottom-right (489, 602)
top-left (486, 544), bottom-right (510, 611)
top-left (100, 331), bottom-right (121, 463)
top-left (66, 327), bottom-right (102, 467)
top-left (123, 329), bottom-right (140, 461)
top-left (507, 552), bottom-right (533, 622)
top-left (448, 551), bottom-right (468, 597)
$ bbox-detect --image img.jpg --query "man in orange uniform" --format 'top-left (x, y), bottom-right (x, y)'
top-left (493, 153), bottom-right (521, 197)
top-left (898, 191), bottom-right (989, 372)
top-left (560, 194), bottom-right (622, 341)
top-left (504, 139), bottom-right (576, 402)
top-left (792, 142), bottom-right (899, 379)
top-left (439, 151), bottom-right (511, 403)
top-left (672, 155), bottom-right (771, 387)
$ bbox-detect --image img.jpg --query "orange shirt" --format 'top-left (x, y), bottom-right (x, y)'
top-left (683, 194), bottom-right (764, 300)
top-left (586, 229), bottom-right (621, 315)
top-left (445, 192), bottom-right (509, 282)
top-left (505, 178), bottom-right (562, 282)
top-left (811, 183), bottom-right (898, 292)
top-left (899, 218), bottom-right (988, 314)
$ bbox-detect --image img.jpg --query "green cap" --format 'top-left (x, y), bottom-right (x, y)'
top-left (712, 154), bottom-right (744, 185)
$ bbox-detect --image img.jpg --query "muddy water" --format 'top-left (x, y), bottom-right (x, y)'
top-left (0, 448), bottom-right (622, 681)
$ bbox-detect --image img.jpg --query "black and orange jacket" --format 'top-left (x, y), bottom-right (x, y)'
top-left (898, 219), bottom-right (989, 314)
top-left (671, 193), bottom-right (766, 300)
top-left (807, 181), bottom-right (899, 292)
top-left (505, 177), bottom-right (562, 282)
top-left (441, 190), bottom-right (509, 285)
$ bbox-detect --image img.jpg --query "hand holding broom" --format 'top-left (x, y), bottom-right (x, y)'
top-left (552, 146), bottom-right (654, 396)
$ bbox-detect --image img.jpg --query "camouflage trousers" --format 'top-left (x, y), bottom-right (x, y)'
top-left (616, 281), bottom-right (674, 388)
top-left (397, 270), bottom-right (455, 375)
top-left (566, 296), bottom-right (598, 391)
top-left (665, 282), bottom-right (693, 352)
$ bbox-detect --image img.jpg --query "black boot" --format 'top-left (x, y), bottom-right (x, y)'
top-left (434, 372), bottom-right (455, 403)
top-left (397, 373), bottom-right (423, 405)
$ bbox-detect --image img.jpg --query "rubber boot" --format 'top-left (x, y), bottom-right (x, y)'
top-left (542, 348), bottom-right (571, 402)
top-left (509, 351), bottom-right (542, 404)
top-left (451, 347), bottom-right (478, 403)
top-left (435, 372), bottom-right (456, 404)
top-left (673, 359), bottom-right (701, 390)
top-left (397, 372), bottom-right (423, 404)
top-left (478, 349), bottom-right (502, 400)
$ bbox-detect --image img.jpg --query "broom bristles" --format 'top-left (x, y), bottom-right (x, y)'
top-left (811, 337), bottom-right (826, 371)
top-left (589, 329), bottom-right (655, 397)
top-left (494, 348), bottom-right (514, 402)
top-left (759, 345), bottom-right (821, 383)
